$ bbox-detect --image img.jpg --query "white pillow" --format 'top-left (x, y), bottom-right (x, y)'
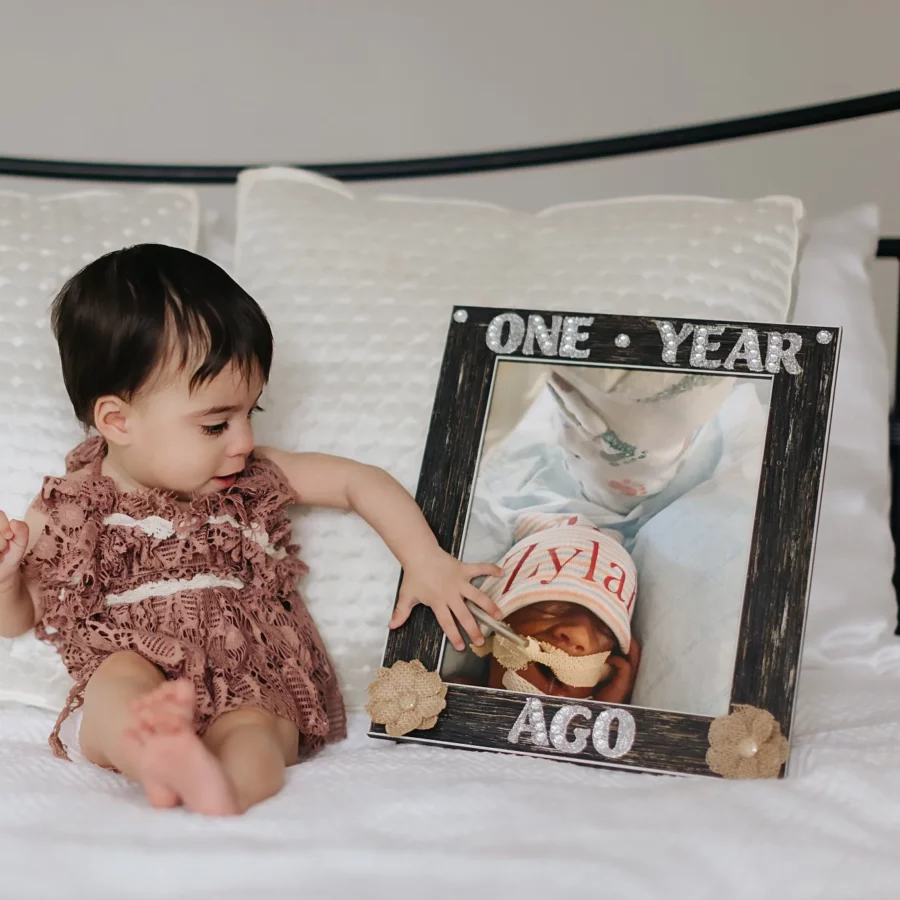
top-left (234, 167), bottom-right (804, 710)
top-left (0, 187), bottom-right (200, 710)
top-left (791, 204), bottom-right (898, 666)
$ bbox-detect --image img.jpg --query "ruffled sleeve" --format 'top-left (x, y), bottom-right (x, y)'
top-left (235, 453), bottom-right (301, 545)
top-left (64, 434), bottom-right (107, 473)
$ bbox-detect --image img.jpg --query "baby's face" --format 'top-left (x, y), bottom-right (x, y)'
top-left (494, 601), bottom-right (618, 698)
top-left (107, 360), bottom-right (265, 498)
top-left (507, 601), bottom-right (617, 655)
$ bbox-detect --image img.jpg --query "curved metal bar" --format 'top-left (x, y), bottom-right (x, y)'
top-left (1, 88), bottom-right (898, 184)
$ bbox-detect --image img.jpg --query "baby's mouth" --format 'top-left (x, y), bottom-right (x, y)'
top-left (535, 663), bottom-right (554, 680)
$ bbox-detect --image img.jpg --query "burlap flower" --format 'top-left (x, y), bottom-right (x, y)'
top-left (366, 659), bottom-right (447, 737)
top-left (706, 705), bottom-right (789, 779)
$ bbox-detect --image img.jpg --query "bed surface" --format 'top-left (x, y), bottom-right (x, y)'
top-left (1, 656), bottom-right (899, 900)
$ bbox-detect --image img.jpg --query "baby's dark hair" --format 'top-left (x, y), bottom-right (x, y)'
top-left (51, 244), bottom-right (273, 426)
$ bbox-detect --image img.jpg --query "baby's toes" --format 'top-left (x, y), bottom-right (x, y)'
top-left (131, 696), bottom-right (175, 735)
top-left (156, 681), bottom-right (180, 699)
top-left (170, 680), bottom-right (195, 705)
top-left (130, 693), bottom-right (155, 716)
top-left (147, 705), bottom-right (186, 734)
top-left (159, 681), bottom-right (196, 721)
top-left (153, 681), bottom-right (184, 709)
top-left (122, 726), bottom-right (146, 752)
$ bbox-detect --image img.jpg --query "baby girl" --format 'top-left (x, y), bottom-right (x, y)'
top-left (0, 244), bottom-right (502, 816)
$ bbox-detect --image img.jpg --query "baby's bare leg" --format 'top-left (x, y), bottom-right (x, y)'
top-left (79, 651), bottom-right (166, 778)
top-left (79, 653), bottom-right (236, 814)
top-left (124, 680), bottom-right (237, 815)
top-left (79, 651), bottom-right (181, 809)
top-left (203, 708), bottom-right (299, 813)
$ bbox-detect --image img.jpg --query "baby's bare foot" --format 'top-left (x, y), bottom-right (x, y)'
top-left (122, 680), bottom-right (237, 816)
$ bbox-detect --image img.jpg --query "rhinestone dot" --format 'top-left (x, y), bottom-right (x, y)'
top-left (816, 330), bottom-right (833, 345)
top-left (614, 333), bottom-right (631, 348)
top-left (453, 309), bottom-right (468, 323)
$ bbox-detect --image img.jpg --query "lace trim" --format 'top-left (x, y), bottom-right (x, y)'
top-left (208, 515), bottom-right (287, 560)
top-left (103, 513), bottom-right (175, 539)
top-left (102, 512), bottom-right (287, 559)
top-left (105, 574), bottom-right (244, 606)
top-left (503, 668), bottom-right (548, 695)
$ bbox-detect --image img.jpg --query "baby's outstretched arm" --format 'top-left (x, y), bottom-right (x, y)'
top-left (257, 448), bottom-right (502, 651)
top-left (0, 503), bottom-right (45, 637)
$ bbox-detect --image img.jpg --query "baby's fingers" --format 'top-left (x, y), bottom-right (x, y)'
top-left (389, 590), bottom-right (416, 629)
top-left (432, 606), bottom-right (466, 652)
top-left (465, 562), bottom-right (503, 580)
top-left (0, 511), bottom-right (11, 541)
top-left (451, 598), bottom-right (485, 648)
top-left (0, 520), bottom-right (29, 570)
top-left (462, 583), bottom-right (502, 619)
top-left (8, 520), bottom-right (28, 549)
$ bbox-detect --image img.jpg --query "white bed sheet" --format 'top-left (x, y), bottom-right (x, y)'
top-left (1, 659), bottom-right (899, 900)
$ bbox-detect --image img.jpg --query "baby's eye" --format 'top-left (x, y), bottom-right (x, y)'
top-left (248, 405), bottom-right (264, 419)
top-left (201, 422), bottom-right (228, 436)
top-left (539, 603), bottom-right (567, 615)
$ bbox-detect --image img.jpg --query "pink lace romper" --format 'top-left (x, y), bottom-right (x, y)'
top-left (24, 436), bottom-right (346, 761)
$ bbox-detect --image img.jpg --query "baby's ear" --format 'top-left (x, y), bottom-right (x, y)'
top-left (93, 395), bottom-right (132, 446)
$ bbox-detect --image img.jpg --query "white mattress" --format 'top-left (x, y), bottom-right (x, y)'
top-left (1, 659), bottom-right (899, 900)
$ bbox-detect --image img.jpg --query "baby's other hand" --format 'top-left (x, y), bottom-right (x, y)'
top-left (594, 639), bottom-right (641, 705)
top-left (389, 548), bottom-right (503, 652)
top-left (0, 511), bottom-right (29, 587)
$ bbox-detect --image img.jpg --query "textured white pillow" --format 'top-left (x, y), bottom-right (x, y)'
top-left (791, 204), bottom-right (898, 667)
top-left (0, 187), bottom-right (200, 709)
top-left (234, 167), bottom-right (804, 710)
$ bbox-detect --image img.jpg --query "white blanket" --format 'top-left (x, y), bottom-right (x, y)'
top-left (1, 660), bottom-right (899, 900)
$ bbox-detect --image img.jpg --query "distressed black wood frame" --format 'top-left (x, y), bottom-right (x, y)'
top-left (369, 308), bottom-right (840, 778)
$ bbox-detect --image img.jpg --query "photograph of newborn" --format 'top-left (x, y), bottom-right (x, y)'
top-left (442, 361), bottom-right (772, 718)
top-left (467, 511), bottom-right (641, 704)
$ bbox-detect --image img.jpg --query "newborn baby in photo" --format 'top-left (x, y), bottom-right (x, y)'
top-left (471, 512), bottom-right (641, 704)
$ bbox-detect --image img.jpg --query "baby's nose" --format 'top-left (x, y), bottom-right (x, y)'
top-left (229, 427), bottom-right (255, 458)
top-left (548, 621), bottom-right (596, 655)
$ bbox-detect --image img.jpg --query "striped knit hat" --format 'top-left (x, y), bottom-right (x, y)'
top-left (481, 512), bottom-right (636, 654)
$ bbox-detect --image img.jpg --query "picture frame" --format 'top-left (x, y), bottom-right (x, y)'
top-left (368, 307), bottom-right (839, 779)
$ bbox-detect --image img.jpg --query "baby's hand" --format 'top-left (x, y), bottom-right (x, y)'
top-left (594, 639), bottom-right (641, 705)
top-left (389, 548), bottom-right (503, 652)
top-left (0, 511), bottom-right (29, 587)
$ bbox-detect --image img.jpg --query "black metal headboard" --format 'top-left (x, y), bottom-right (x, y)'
top-left (3, 87), bottom-right (899, 624)
top-left (877, 238), bottom-right (900, 622)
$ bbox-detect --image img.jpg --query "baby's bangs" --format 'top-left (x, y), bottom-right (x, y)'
top-left (161, 278), bottom-right (273, 392)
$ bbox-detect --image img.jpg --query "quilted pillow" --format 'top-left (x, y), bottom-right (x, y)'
top-left (0, 186), bottom-right (200, 709)
top-left (234, 166), bottom-right (804, 710)
top-left (790, 205), bottom-right (896, 661)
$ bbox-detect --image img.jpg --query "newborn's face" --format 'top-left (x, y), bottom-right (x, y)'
top-left (490, 601), bottom-right (618, 698)
top-left (507, 601), bottom-right (617, 655)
